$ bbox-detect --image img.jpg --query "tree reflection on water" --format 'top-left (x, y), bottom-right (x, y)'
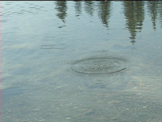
top-left (55, 1), bottom-right (162, 45)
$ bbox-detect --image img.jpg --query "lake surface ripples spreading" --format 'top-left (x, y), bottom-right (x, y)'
top-left (1, 1), bottom-right (162, 122)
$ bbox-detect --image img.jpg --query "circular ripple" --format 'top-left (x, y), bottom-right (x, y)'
top-left (72, 57), bottom-right (127, 74)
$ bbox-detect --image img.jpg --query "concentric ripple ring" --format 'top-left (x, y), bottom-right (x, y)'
top-left (72, 57), bottom-right (127, 74)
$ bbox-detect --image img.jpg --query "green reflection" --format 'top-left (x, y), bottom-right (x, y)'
top-left (84, 1), bottom-right (94, 16)
top-left (54, 1), bottom-right (162, 33)
top-left (74, 1), bottom-right (82, 15)
top-left (55, 1), bottom-right (67, 23)
top-left (98, 1), bottom-right (111, 28)
top-left (123, 1), bottom-right (145, 44)
top-left (147, 1), bottom-right (158, 30)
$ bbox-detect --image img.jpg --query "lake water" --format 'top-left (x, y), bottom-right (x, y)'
top-left (1, 1), bottom-right (162, 122)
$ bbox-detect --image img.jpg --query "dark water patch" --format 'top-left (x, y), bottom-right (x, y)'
top-left (1, 20), bottom-right (7, 23)
top-left (40, 45), bottom-right (65, 49)
top-left (1, 87), bottom-right (25, 99)
top-left (85, 109), bottom-right (96, 116)
top-left (58, 25), bottom-right (66, 28)
top-left (72, 56), bottom-right (127, 74)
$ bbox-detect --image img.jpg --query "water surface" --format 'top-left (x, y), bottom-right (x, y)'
top-left (1, 1), bottom-right (162, 122)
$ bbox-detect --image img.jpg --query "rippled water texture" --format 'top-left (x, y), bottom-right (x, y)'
top-left (1, 1), bottom-right (162, 122)
top-left (72, 56), bottom-right (127, 74)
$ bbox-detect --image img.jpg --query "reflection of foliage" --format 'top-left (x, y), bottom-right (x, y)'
top-left (147, 1), bottom-right (158, 30)
top-left (55, 1), bottom-right (67, 23)
top-left (54, 1), bottom-right (161, 32)
top-left (74, 1), bottom-right (82, 15)
top-left (98, 1), bottom-right (111, 28)
top-left (84, 1), bottom-right (94, 16)
top-left (160, 1), bottom-right (162, 23)
top-left (160, 3), bottom-right (162, 24)
top-left (123, 1), bottom-right (144, 43)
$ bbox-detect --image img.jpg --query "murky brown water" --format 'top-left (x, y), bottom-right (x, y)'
top-left (1, 1), bottom-right (162, 122)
